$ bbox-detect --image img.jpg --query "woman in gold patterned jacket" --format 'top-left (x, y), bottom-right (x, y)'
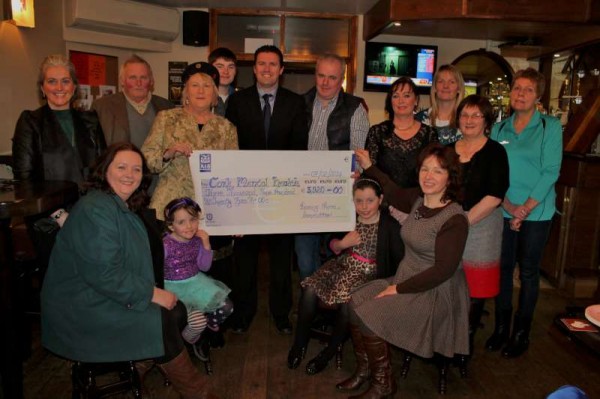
top-left (142, 62), bottom-right (238, 351)
top-left (142, 62), bottom-right (238, 219)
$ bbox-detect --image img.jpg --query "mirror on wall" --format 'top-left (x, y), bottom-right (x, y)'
top-left (452, 49), bottom-right (514, 120)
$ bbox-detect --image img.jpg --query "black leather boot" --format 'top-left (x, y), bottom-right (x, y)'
top-left (485, 308), bottom-right (512, 351)
top-left (502, 313), bottom-right (531, 358)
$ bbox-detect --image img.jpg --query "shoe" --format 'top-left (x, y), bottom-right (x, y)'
top-left (192, 339), bottom-right (209, 362)
top-left (305, 350), bottom-right (331, 375)
top-left (485, 308), bottom-right (512, 351)
top-left (501, 313), bottom-right (531, 358)
top-left (207, 330), bottom-right (225, 349)
top-left (287, 346), bottom-right (306, 369)
top-left (275, 318), bottom-right (293, 335)
top-left (348, 334), bottom-right (396, 399)
top-left (158, 350), bottom-right (219, 399)
top-left (501, 330), bottom-right (529, 358)
top-left (336, 324), bottom-right (369, 392)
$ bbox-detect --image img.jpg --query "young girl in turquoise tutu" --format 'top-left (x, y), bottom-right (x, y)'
top-left (163, 197), bottom-right (233, 360)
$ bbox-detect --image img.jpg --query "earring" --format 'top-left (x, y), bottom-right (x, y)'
top-left (184, 98), bottom-right (189, 105)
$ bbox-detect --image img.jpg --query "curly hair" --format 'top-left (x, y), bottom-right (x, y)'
top-left (86, 142), bottom-right (152, 212)
top-left (417, 143), bottom-right (463, 204)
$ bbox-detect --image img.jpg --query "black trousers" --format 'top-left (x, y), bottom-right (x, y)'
top-left (230, 234), bottom-right (293, 326)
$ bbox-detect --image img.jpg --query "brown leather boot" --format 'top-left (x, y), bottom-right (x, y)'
top-left (336, 324), bottom-right (369, 392)
top-left (134, 359), bottom-right (155, 389)
top-left (348, 334), bottom-right (396, 399)
top-left (158, 350), bottom-right (219, 399)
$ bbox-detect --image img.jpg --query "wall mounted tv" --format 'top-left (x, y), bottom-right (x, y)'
top-left (363, 42), bottom-right (438, 94)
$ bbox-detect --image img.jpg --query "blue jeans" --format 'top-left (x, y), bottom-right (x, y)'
top-left (294, 234), bottom-right (329, 280)
top-left (495, 219), bottom-right (552, 321)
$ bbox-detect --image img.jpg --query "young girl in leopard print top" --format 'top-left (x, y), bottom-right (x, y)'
top-left (287, 178), bottom-right (404, 376)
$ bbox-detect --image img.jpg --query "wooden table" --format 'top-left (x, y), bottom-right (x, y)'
top-left (0, 180), bottom-right (78, 399)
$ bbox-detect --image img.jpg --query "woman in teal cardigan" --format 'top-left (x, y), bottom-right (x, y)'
top-left (41, 142), bottom-right (218, 399)
top-left (487, 68), bottom-right (563, 358)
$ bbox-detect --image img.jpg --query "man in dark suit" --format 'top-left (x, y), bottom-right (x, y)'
top-left (226, 45), bottom-right (308, 334)
top-left (92, 55), bottom-right (173, 147)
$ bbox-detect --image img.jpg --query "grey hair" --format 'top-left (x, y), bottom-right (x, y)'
top-left (316, 54), bottom-right (347, 79)
top-left (118, 54), bottom-right (154, 92)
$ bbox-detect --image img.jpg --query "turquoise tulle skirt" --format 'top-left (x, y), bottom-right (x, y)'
top-left (165, 273), bottom-right (231, 313)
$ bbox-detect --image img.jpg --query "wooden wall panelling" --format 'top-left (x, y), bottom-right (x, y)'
top-left (564, 89), bottom-right (600, 153)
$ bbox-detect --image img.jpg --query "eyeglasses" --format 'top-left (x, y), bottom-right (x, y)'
top-left (459, 113), bottom-right (484, 120)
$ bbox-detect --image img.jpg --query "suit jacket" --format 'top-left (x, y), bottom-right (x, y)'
top-left (92, 92), bottom-right (174, 145)
top-left (225, 85), bottom-right (308, 150)
top-left (12, 104), bottom-right (106, 183)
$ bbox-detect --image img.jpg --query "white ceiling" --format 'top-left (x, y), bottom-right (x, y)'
top-left (132, 0), bottom-right (380, 14)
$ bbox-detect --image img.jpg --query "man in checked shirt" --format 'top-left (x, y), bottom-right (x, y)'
top-left (296, 54), bottom-right (370, 280)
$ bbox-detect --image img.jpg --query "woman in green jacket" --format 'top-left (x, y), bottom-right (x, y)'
top-left (41, 142), bottom-right (218, 399)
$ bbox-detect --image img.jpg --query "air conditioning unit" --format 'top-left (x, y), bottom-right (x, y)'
top-left (65, 0), bottom-right (179, 42)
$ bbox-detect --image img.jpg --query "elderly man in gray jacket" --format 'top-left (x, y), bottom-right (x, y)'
top-left (92, 55), bottom-right (173, 148)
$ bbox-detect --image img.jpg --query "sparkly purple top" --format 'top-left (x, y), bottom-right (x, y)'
top-left (163, 235), bottom-right (213, 281)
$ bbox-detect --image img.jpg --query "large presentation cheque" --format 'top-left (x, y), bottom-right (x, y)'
top-left (189, 150), bottom-right (356, 235)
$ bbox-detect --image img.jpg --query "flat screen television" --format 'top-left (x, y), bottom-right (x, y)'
top-left (363, 42), bottom-right (438, 94)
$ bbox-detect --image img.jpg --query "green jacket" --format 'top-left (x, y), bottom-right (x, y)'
top-left (41, 190), bottom-right (163, 362)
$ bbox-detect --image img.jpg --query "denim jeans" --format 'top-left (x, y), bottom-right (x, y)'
top-left (495, 218), bottom-right (552, 321)
top-left (294, 233), bottom-right (329, 280)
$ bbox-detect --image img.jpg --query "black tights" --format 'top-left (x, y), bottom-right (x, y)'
top-left (292, 287), bottom-right (350, 359)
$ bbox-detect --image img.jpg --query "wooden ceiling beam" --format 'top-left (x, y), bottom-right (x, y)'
top-left (364, 0), bottom-right (599, 45)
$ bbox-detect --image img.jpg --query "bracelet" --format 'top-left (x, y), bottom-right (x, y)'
top-left (52, 209), bottom-right (65, 220)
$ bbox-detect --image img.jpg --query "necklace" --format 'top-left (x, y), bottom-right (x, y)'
top-left (394, 119), bottom-right (415, 131)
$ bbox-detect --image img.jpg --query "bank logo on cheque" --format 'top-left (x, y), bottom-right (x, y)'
top-left (199, 153), bottom-right (211, 172)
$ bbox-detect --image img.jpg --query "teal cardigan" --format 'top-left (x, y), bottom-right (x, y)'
top-left (490, 111), bottom-right (563, 221)
top-left (41, 190), bottom-right (163, 362)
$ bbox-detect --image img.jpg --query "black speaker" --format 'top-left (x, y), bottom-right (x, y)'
top-left (182, 11), bottom-right (209, 47)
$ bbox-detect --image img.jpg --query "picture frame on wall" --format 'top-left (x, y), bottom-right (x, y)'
top-left (69, 50), bottom-right (118, 110)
